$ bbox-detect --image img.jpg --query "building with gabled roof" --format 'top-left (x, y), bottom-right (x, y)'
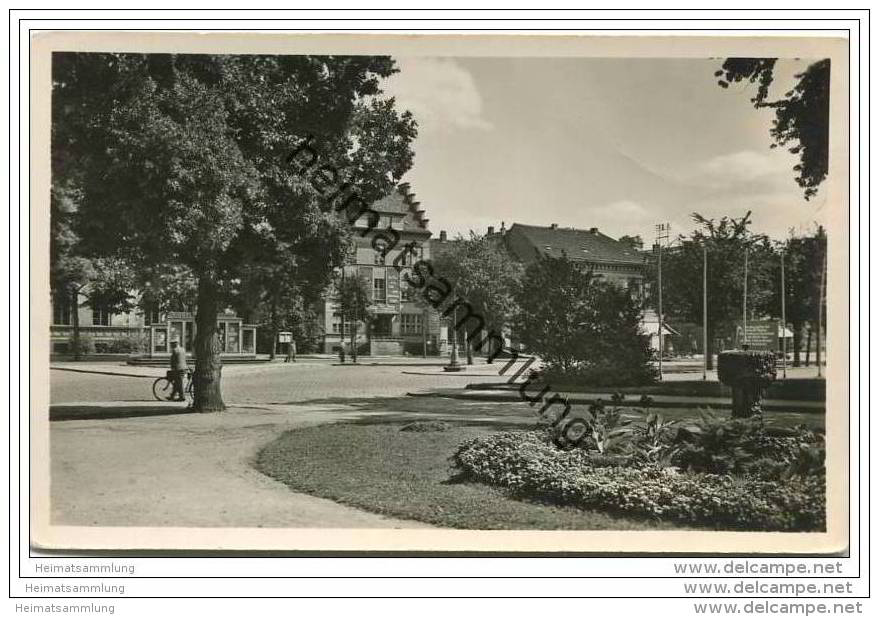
top-left (315, 183), bottom-right (446, 356)
top-left (501, 223), bottom-right (649, 294)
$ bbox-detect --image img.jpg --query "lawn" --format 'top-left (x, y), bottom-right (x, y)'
top-left (256, 421), bottom-right (689, 530)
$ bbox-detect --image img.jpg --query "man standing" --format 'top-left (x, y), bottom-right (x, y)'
top-left (285, 339), bottom-right (297, 363)
top-left (169, 340), bottom-right (188, 401)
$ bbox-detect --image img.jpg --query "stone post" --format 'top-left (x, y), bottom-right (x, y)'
top-left (717, 348), bottom-right (777, 418)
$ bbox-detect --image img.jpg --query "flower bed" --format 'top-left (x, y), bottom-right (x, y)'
top-left (452, 430), bottom-right (825, 531)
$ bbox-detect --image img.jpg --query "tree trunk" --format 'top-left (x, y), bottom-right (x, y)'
top-left (339, 305), bottom-right (346, 363)
top-left (805, 327), bottom-right (812, 367)
top-left (192, 276), bottom-right (225, 412)
top-left (351, 323), bottom-right (358, 363)
top-left (465, 331), bottom-right (474, 365)
top-left (705, 324), bottom-right (715, 370)
top-left (792, 320), bottom-right (803, 367)
top-left (268, 300), bottom-right (278, 361)
top-left (72, 287), bottom-right (82, 361)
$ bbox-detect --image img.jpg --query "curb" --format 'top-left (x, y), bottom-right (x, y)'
top-left (51, 366), bottom-right (158, 379)
top-left (406, 391), bottom-right (824, 414)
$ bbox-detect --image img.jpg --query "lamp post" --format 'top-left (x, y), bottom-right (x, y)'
top-left (702, 243), bottom-right (708, 381)
top-left (781, 249), bottom-right (787, 379)
top-left (742, 247), bottom-right (749, 348)
top-left (655, 223), bottom-right (669, 380)
top-left (444, 306), bottom-right (463, 371)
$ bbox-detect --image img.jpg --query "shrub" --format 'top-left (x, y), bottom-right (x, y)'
top-left (670, 410), bottom-right (824, 479)
top-left (108, 335), bottom-right (144, 353)
top-left (452, 430), bottom-right (825, 531)
top-left (514, 253), bottom-right (657, 387)
top-left (718, 350), bottom-right (777, 386)
top-left (67, 334), bottom-right (95, 356)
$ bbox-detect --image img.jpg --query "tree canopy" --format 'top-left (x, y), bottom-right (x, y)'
top-left (716, 58), bottom-right (830, 200)
top-left (52, 53), bottom-right (417, 409)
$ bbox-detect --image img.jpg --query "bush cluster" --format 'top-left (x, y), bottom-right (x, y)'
top-left (452, 427), bottom-right (825, 531)
top-left (66, 334), bottom-right (95, 356)
top-left (94, 335), bottom-right (145, 354)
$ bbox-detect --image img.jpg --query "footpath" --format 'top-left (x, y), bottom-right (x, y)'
top-left (49, 400), bottom-right (434, 530)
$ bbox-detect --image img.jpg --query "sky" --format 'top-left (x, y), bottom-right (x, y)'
top-left (381, 57), bottom-right (830, 244)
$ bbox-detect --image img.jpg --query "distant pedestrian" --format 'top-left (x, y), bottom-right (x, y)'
top-left (169, 340), bottom-right (187, 401)
top-left (285, 340), bottom-right (297, 363)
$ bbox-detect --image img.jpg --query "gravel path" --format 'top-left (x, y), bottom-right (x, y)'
top-left (50, 402), bottom-right (433, 528)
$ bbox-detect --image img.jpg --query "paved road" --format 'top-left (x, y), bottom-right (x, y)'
top-left (50, 360), bottom-right (501, 405)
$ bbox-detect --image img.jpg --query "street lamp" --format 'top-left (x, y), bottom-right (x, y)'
top-left (443, 306), bottom-right (464, 372)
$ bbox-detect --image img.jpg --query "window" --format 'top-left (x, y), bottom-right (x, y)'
top-left (52, 292), bottom-right (73, 325)
top-left (373, 278), bottom-right (386, 302)
top-left (331, 312), bottom-right (358, 334)
top-left (91, 303), bottom-right (112, 326)
top-left (374, 241), bottom-right (388, 265)
top-left (401, 313), bottom-right (423, 335)
top-left (143, 306), bottom-right (161, 325)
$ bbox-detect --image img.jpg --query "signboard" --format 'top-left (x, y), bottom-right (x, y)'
top-left (736, 320), bottom-right (778, 351)
top-left (278, 332), bottom-right (292, 343)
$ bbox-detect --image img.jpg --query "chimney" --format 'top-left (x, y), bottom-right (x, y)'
top-left (550, 223), bottom-right (558, 230)
top-left (589, 227), bottom-right (598, 234)
top-left (439, 230), bottom-right (447, 242)
top-left (487, 225), bottom-right (495, 235)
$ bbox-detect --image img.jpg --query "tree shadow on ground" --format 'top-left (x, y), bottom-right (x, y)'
top-left (50, 404), bottom-right (194, 421)
top-left (280, 394), bottom-right (544, 424)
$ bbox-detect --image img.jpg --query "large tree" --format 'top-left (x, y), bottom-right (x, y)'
top-left (430, 234), bottom-right (522, 364)
top-left (715, 58), bottom-right (830, 200)
top-left (53, 53), bottom-right (416, 410)
top-left (514, 253), bottom-right (655, 385)
top-left (756, 226), bottom-right (827, 366)
top-left (656, 212), bottom-right (776, 369)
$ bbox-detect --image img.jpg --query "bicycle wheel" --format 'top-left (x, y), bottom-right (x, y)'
top-left (152, 377), bottom-right (173, 401)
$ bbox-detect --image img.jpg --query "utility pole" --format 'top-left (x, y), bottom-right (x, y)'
top-left (780, 249), bottom-right (787, 379)
top-left (817, 237), bottom-right (826, 378)
top-left (655, 223), bottom-right (670, 380)
top-left (702, 243), bottom-right (708, 381)
top-left (742, 247), bottom-right (749, 347)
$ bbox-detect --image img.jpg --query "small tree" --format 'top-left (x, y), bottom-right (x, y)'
top-left (336, 274), bottom-right (372, 363)
top-left (51, 183), bottom-right (136, 358)
top-left (431, 234), bottom-right (522, 364)
top-left (514, 253), bottom-right (656, 386)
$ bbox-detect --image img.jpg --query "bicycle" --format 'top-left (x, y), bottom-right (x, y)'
top-left (152, 368), bottom-right (194, 402)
